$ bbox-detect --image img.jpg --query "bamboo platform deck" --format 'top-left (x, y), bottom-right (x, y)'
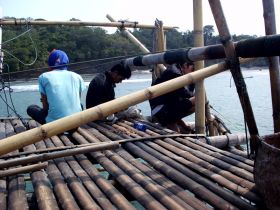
top-left (0, 118), bottom-right (265, 210)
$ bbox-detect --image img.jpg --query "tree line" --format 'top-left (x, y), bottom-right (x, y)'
top-left (1, 17), bottom-right (267, 77)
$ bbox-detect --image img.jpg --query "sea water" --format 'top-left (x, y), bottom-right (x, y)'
top-left (0, 68), bottom-right (273, 136)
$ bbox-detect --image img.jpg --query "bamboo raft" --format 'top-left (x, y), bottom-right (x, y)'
top-left (0, 117), bottom-right (266, 210)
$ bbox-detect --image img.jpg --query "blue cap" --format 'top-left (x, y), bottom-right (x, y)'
top-left (48, 50), bottom-right (69, 70)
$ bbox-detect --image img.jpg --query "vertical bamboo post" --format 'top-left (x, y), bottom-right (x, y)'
top-left (262, 0), bottom-right (280, 133)
top-left (152, 19), bottom-right (166, 80)
top-left (193, 0), bottom-right (206, 134)
top-left (208, 0), bottom-right (259, 155)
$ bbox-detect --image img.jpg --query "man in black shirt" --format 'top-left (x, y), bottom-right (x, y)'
top-left (86, 63), bottom-right (131, 109)
top-left (149, 62), bottom-right (195, 133)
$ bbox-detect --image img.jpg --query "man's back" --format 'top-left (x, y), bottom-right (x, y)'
top-left (86, 72), bottom-right (115, 109)
top-left (39, 70), bottom-right (85, 122)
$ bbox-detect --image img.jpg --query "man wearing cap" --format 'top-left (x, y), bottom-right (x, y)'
top-left (149, 62), bottom-right (195, 133)
top-left (27, 49), bottom-right (86, 124)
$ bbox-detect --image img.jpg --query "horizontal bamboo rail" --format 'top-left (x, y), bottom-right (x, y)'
top-left (125, 34), bottom-right (280, 67)
top-left (0, 133), bottom-right (204, 159)
top-left (0, 19), bottom-right (175, 29)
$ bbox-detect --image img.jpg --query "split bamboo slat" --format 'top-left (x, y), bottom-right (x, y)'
top-left (0, 118), bottom-right (266, 209)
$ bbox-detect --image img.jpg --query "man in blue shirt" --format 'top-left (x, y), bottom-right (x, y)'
top-left (27, 49), bottom-right (85, 124)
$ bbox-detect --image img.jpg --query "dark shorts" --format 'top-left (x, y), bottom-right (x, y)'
top-left (153, 98), bottom-right (193, 125)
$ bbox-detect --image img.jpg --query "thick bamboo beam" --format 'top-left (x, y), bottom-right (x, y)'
top-left (0, 19), bottom-right (175, 30)
top-left (193, 0), bottom-right (206, 134)
top-left (208, 0), bottom-right (259, 155)
top-left (262, 0), bottom-right (280, 132)
top-left (125, 34), bottom-right (280, 67)
top-left (0, 61), bottom-right (230, 156)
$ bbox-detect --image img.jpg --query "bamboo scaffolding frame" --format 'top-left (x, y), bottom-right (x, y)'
top-left (208, 0), bottom-right (259, 155)
top-left (262, 0), bottom-right (280, 133)
top-left (0, 19), bottom-right (175, 30)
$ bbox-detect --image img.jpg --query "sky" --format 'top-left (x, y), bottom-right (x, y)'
top-left (0, 0), bottom-right (279, 36)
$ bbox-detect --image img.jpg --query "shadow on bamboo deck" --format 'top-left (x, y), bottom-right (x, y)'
top-left (0, 117), bottom-right (266, 210)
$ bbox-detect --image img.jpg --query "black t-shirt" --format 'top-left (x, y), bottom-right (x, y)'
top-left (86, 72), bottom-right (115, 109)
top-left (149, 65), bottom-right (194, 109)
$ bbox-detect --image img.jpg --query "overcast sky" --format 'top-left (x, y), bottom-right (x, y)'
top-left (0, 0), bottom-right (279, 36)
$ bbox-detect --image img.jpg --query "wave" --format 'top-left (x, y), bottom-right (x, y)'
top-left (7, 78), bottom-right (152, 92)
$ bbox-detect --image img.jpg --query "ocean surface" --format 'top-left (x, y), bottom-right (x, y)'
top-left (0, 68), bottom-right (273, 136)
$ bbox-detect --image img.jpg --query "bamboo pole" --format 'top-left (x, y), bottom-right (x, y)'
top-left (0, 162), bottom-right (47, 178)
top-left (124, 35), bottom-right (280, 67)
top-left (0, 141), bottom-right (119, 169)
top-left (0, 61), bottom-right (231, 156)
top-left (208, 0), bottom-right (259, 155)
top-left (153, 19), bottom-right (166, 78)
top-left (1, 133), bottom-right (203, 159)
top-left (262, 0), bottom-right (280, 133)
top-left (0, 19), bottom-right (175, 29)
top-left (193, 0), bottom-right (206, 134)
top-left (106, 14), bottom-right (166, 72)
